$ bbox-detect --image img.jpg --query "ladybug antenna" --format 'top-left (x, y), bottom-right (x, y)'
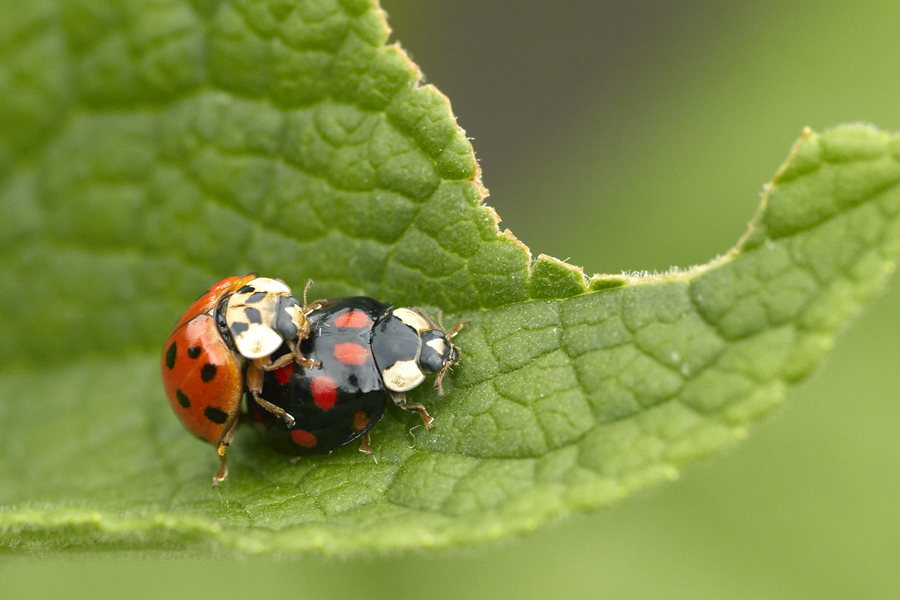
top-left (302, 279), bottom-right (314, 308)
top-left (301, 279), bottom-right (327, 314)
top-left (411, 306), bottom-right (438, 330)
top-left (433, 308), bottom-right (468, 340)
top-left (434, 366), bottom-right (448, 396)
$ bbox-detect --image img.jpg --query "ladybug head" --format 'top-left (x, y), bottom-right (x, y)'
top-left (415, 311), bottom-right (466, 396)
top-left (274, 294), bottom-right (311, 345)
top-left (418, 329), bottom-right (455, 373)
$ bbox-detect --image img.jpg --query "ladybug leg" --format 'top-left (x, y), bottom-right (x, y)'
top-left (289, 343), bottom-right (318, 370)
top-left (303, 300), bottom-right (328, 316)
top-left (415, 309), bottom-right (468, 339)
top-left (266, 352), bottom-right (298, 370)
top-left (432, 355), bottom-right (461, 396)
top-left (264, 348), bottom-right (318, 372)
top-left (246, 362), bottom-right (296, 427)
top-left (390, 391), bottom-right (434, 430)
top-left (358, 432), bottom-right (372, 455)
top-left (300, 280), bottom-right (338, 315)
top-left (287, 338), bottom-right (320, 370)
top-left (284, 338), bottom-right (318, 369)
top-left (213, 417), bottom-right (238, 487)
top-left (302, 295), bottom-right (332, 317)
top-left (253, 395), bottom-right (296, 428)
top-left (294, 355), bottom-right (318, 369)
top-left (445, 319), bottom-right (469, 339)
top-left (358, 433), bottom-right (378, 463)
top-left (434, 319), bottom-right (466, 395)
top-left (433, 367), bottom-right (448, 396)
top-left (213, 453), bottom-right (228, 487)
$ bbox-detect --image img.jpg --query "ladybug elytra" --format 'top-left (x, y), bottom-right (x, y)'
top-left (248, 296), bottom-right (465, 456)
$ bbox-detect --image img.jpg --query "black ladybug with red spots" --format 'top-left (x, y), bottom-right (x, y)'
top-left (248, 297), bottom-right (465, 456)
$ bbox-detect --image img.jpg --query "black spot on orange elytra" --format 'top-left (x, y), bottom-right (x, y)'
top-left (176, 389), bottom-right (190, 408)
top-left (188, 346), bottom-right (202, 359)
top-left (201, 363), bottom-right (217, 382)
top-left (166, 343), bottom-right (177, 369)
top-left (204, 407), bottom-right (228, 424)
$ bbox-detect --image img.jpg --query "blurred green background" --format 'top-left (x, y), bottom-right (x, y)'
top-left (4, 0), bottom-right (900, 598)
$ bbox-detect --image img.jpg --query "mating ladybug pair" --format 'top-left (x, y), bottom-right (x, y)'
top-left (161, 274), bottom-right (463, 485)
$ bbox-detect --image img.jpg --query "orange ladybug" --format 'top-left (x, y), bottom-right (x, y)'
top-left (161, 274), bottom-right (315, 485)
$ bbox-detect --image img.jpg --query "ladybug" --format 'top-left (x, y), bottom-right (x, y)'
top-left (161, 274), bottom-right (316, 485)
top-left (248, 297), bottom-right (465, 456)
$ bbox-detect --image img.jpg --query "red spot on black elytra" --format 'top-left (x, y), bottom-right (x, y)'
top-left (333, 342), bottom-right (369, 365)
top-left (274, 363), bottom-right (293, 385)
top-left (166, 343), bottom-right (177, 369)
top-left (310, 376), bottom-right (338, 411)
top-left (333, 310), bottom-right (372, 329)
top-left (201, 363), bottom-right (218, 382)
top-left (291, 429), bottom-right (318, 447)
top-left (353, 411), bottom-right (370, 432)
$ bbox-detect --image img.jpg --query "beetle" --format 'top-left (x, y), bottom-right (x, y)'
top-left (248, 296), bottom-right (464, 456)
top-left (161, 274), bottom-right (315, 485)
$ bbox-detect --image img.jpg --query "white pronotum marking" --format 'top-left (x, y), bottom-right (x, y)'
top-left (382, 359), bottom-right (425, 392)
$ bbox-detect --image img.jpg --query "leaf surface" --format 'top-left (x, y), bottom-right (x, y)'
top-left (1, 0), bottom-right (899, 555)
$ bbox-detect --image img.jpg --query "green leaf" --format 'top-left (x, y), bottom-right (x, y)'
top-left (1, 0), bottom-right (898, 555)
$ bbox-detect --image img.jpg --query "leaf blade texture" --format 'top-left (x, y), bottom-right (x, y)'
top-left (1, 0), bottom-right (898, 554)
